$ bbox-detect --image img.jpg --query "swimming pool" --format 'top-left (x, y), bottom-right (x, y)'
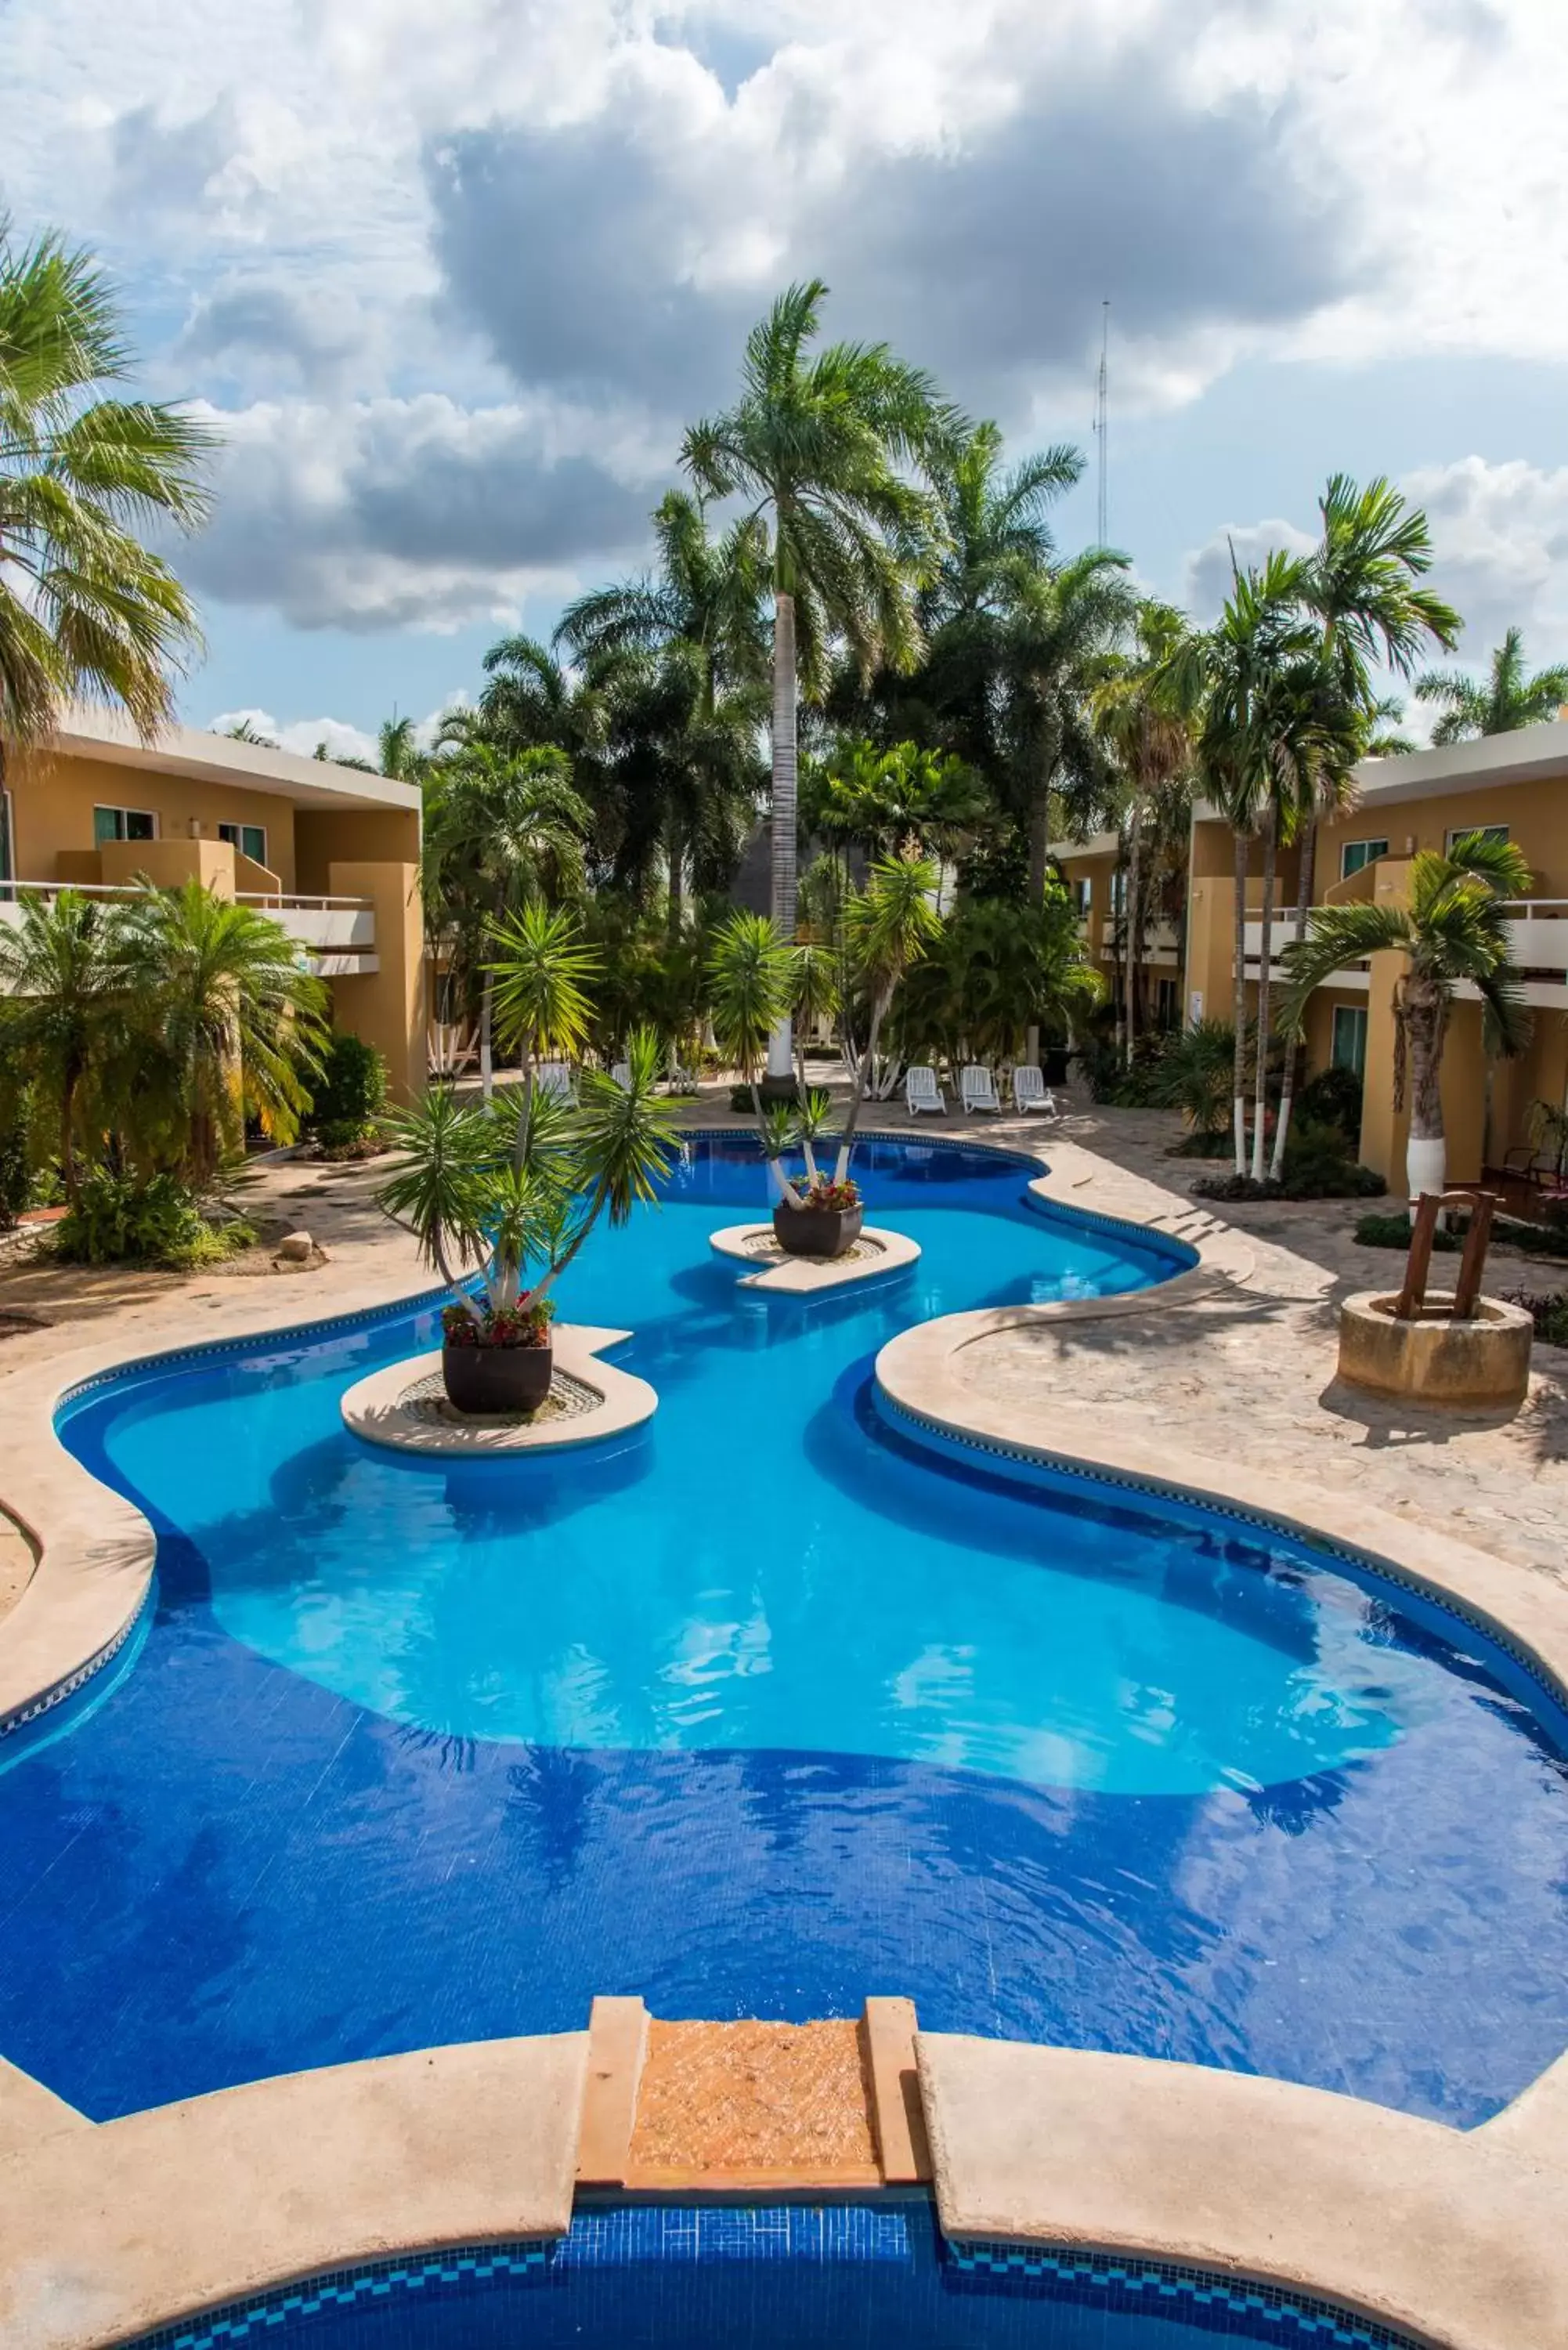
top-left (118, 2200), bottom-right (1423, 2350)
top-left (5, 1134), bottom-right (1568, 2126)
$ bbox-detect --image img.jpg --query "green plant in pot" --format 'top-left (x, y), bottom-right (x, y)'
top-left (707, 855), bottom-right (940, 1258)
top-left (378, 906), bottom-right (677, 1413)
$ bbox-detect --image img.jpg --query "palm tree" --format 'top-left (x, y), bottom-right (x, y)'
top-left (0, 888), bottom-right (121, 1201)
top-left (1162, 554), bottom-right (1322, 1177)
top-left (110, 880), bottom-right (330, 1185)
top-left (0, 216), bottom-right (215, 753)
top-left (997, 548), bottom-right (1137, 897)
top-left (833, 853), bottom-right (942, 1180)
top-left (1281, 833), bottom-right (1531, 1207)
top-left (890, 888), bottom-right (1102, 1079)
top-left (1414, 628), bottom-right (1568, 744)
top-left (682, 280), bottom-right (951, 1077)
top-left (556, 487), bottom-right (769, 696)
top-left (422, 743), bottom-right (593, 1096)
top-left (1091, 599), bottom-right (1192, 1069)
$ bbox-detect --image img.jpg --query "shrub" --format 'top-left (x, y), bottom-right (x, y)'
top-left (1151, 1018), bottom-right (1237, 1137)
top-left (0, 1115), bottom-right (28, 1230)
top-left (1501, 1289), bottom-right (1568, 1347)
top-left (1296, 1065), bottom-right (1364, 1143)
top-left (54, 1169), bottom-right (254, 1269)
top-left (1277, 1119), bottom-right (1386, 1200)
top-left (1354, 1211), bottom-right (1459, 1252)
top-left (305, 1032), bottom-right (388, 1134)
top-left (442, 1296), bottom-right (555, 1348)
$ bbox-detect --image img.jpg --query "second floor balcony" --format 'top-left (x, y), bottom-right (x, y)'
top-left (0, 880), bottom-right (379, 979)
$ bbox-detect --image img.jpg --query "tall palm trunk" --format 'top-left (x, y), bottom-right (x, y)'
top-left (1251, 801), bottom-right (1277, 1184)
top-left (767, 589), bottom-right (798, 1080)
top-left (1231, 827), bottom-right (1249, 1175)
top-left (1270, 814), bottom-right (1317, 1179)
top-left (667, 822), bottom-right (685, 935)
top-left (1125, 809), bottom-right (1143, 1073)
top-left (834, 985), bottom-right (891, 1184)
top-left (479, 971), bottom-right (494, 1101)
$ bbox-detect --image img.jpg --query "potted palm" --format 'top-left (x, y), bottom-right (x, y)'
top-left (1281, 832), bottom-right (1531, 1212)
top-left (378, 906), bottom-right (676, 1412)
top-left (706, 855), bottom-right (941, 1257)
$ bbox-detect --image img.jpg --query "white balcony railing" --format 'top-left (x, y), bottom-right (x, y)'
top-left (0, 880), bottom-right (375, 964)
top-left (1241, 899), bottom-right (1568, 1002)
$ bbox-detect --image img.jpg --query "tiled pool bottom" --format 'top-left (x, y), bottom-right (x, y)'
top-left (128, 2204), bottom-right (1420, 2350)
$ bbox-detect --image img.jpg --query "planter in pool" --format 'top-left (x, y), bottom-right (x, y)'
top-left (441, 1339), bottom-right (554, 1415)
top-left (772, 1199), bottom-right (863, 1258)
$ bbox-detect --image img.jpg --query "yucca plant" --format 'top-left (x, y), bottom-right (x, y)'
top-left (833, 853), bottom-right (942, 1183)
top-left (378, 905), bottom-right (677, 1376)
top-left (1281, 831), bottom-right (1531, 1208)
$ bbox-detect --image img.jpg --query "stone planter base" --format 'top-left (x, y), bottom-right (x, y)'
top-left (341, 1326), bottom-right (656, 1456)
top-left (1336, 1291), bottom-right (1533, 1409)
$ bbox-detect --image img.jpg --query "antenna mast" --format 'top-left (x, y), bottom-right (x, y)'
top-left (1093, 299), bottom-right (1109, 547)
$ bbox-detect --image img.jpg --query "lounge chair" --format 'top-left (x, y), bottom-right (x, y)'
top-left (905, 1065), bottom-right (947, 1117)
top-left (537, 1061), bottom-right (576, 1106)
top-left (960, 1065), bottom-right (1003, 1115)
top-left (610, 1061), bottom-right (631, 1090)
top-left (1011, 1064), bottom-right (1059, 1117)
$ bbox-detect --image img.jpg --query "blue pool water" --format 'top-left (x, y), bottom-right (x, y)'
top-left (121, 2201), bottom-right (1422, 2350)
top-left (6, 1135), bottom-right (1568, 2128)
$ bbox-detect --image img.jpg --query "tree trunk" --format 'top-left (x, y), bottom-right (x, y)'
top-left (1125, 812), bottom-right (1143, 1074)
top-left (667, 822), bottom-right (685, 935)
top-left (834, 987), bottom-right (891, 1184)
top-left (767, 590), bottom-right (798, 1080)
top-left (58, 1074), bottom-right (78, 1207)
top-left (1251, 803), bottom-right (1276, 1184)
top-left (479, 971), bottom-right (494, 1101)
top-left (1112, 836), bottom-right (1127, 1062)
top-left (1404, 977), bottom-right (1449, 1211)
top-left (1028, 795), bottom-right (1050, 905)
top-left (1231, 827), bottom-right (1249, 1175)
top-left (1270, 815), bottom-right (1317, 1179)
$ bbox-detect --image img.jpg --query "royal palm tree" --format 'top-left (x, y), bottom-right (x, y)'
top-left (1281, 833), bottom-right (1531, 1207)
top-left (0, 888), bottom-right (122, 1201)
top-left (1414, 628), bottom-right (1568, 744)
top-left (423, 743), bottom-right (593, 1096)
top-left (0, 217), bottom-right (214, 753)
top-left (998, 548), bottom-right (1137, 897)
top-left (110, 880), bottom-right (329, 1185)
top-left (555, 487), bottom-right (769, 696)
top-left (682, 280), bottom-right (952, 1076)
top-left (1091, 599), bottom-right (1192, 1068)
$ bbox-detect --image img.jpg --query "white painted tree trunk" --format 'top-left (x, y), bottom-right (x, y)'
top-left (767, 589), bottom-right (798, 1081)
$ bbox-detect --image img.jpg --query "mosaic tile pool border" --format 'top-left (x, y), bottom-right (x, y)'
top-left (876, 1387), bottom-right (1568, 1726)
top-left (118, 2204), bottom-right (1427, 2350)
top-left (945, 2239), bottom-right (1426, 2349)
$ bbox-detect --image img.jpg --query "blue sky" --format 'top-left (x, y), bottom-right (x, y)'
top-left (5, 0), bottom-right (1566, 760)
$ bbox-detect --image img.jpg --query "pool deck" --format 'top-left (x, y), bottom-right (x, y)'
top-left (2, 1090), bottom-right (1568, 2347)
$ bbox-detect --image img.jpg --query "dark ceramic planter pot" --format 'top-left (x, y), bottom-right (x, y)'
top-left (771, 1200), bottom-right (863, 1260)
top-left (441, 1340), bottom-right (554, 1415)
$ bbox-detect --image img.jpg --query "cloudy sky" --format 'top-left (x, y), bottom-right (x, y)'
top-left (6, 0), bottom-right (1567, 759)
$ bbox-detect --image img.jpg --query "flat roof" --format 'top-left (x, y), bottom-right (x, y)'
top-left (1196, 718), bottom-right (1568, 824)
top-left (1048, 830), bottom-right (1120, 861)
top-left (30, 707), bottom-right (423, 815)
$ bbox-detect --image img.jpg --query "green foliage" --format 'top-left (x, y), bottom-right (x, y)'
top-left (305, 1032), bottom-right (388, 1134)
top-left (706, 910), bottom-right (797, 1083)
top-left (1415, 627), bottom-right (1568, 745)
top-left (0, 1111), bottom-right (29, 1228)
top-left (1296, 1065), bottom-right (1364, 1143)
top-left (1277, 1119), bottom-right (1385, 1198)
top-left (891, 885), bottom-right (1097, 1074)
top-left (52, 1168), bottom-right (252, 1268)
top-left (804, 739), bottom-right (995, 860)
top-left (1501, 1291), bottom-right (1568, 1347)
top-left (0, 214), bottom-right (215, 746)
top-left (1150, 1019), bottom-right (1237, 1135)
top-left (1355, 1212), bottom-right (1459, 1252)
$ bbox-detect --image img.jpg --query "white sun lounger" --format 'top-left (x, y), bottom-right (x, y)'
top-left (960, 1064), bottom-right (1003, 1115)
top-left (610, 1061), bottom-right (631, 1090)
top-left (905, 1065), bottom-right (947, 1116)
top-left (1011, 1064), bottom-right (1059, 1116)
top-left (536, 1061), bottom-right (576, 1106)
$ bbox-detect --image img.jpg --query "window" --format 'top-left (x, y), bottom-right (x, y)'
top-left (1446, 822), bottom-right (1509, 852)
top-left (93, 805), bottom-right (157, 846)
top-left (1071, 877), bottom-right (1092, 918)
top-left (219, 821), bottom-right (268, 866)
top-left (1110, 869), bottom-right (1126, 916)
top-left (1155, 978), bottom-right (1179, 1032)
top-left (1340, 838), bottom-right (1388, 880)
top-left (1331, 1005), bottom-right (1368, 1079)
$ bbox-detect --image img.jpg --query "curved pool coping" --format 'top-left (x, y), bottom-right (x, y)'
top-left (2, 1130), bottom-right (1566, 2347)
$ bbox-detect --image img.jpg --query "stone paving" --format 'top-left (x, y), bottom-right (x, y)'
top-left (953, 1102), bottom-right (1568, 1596)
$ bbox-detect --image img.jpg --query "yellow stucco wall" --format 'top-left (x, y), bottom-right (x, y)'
top-left (325, 860), bottom-right (426, 1104)
top-left (8, 747), bottom-right (300, 891)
